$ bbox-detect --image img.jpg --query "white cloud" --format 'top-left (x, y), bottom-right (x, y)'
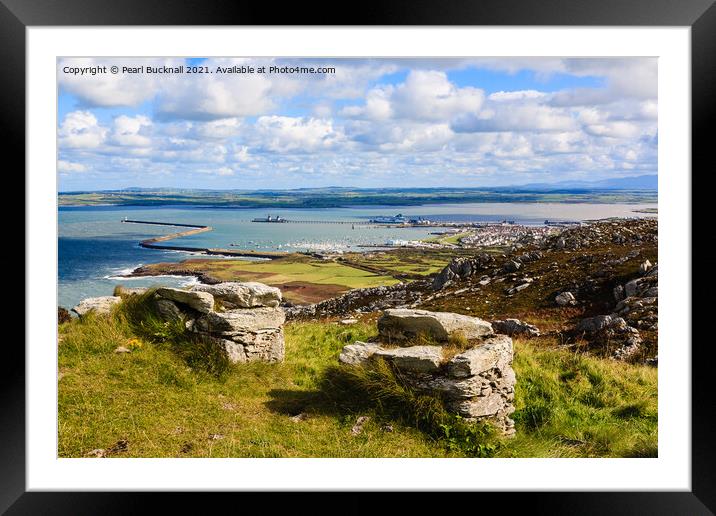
top-left (584, 121), bottom-right (639, 139)
top-left (344, 71), bottom-right (484, 123)
top-left (452, 104), bottom-right (576, 133)
top-left (57, 160), bottom-right (87, 173)
top-left (58, 111), bottom-right (107, 148)
top-left (252, 116), bottom-right (343, 153)
top-left (109, 115), bottom-right (152, 147)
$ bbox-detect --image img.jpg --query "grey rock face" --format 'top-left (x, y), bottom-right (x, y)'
top-left (72, 296), bottom-right (121, 317)
top-left (503, 260), bottom-right (521, 273)
top-left (156, 287), bottom-right (214, 313)
top-left (447, 335), bottom-right (513, 378)
top-left (155, 298), bottom-right (183, 321)
top-left (194, 307), bottom-right (286, 334)
top-left (492, 318), bottom-right (540, 337)
top-left (338, 341), bottom-right (383, 366)
top-left (234, 328), bottom-right (285, 362)
top-left (576, 314), bottom-right (616, 333)
top-left (374, 346), bottom-right (443, 373)
top-left (448, 393), bottom-right (505, 418)
top-left (378, 309), bottom-right (493, 343)
top-left (192, 281), bottom-right (282, 308)
top-left (555, 291), bottom-right (576, 306)
top-left (220, 338), bottom-right (247, 363)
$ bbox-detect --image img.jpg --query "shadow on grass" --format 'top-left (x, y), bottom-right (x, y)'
top-left (264, 361), bottom-right (499, 457)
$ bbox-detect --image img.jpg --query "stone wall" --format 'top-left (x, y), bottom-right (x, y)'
top-left (338, 308), bottom-right (516, 436)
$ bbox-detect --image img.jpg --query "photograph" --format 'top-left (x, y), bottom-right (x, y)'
top-left (56, 56), bottom-right (660, 459)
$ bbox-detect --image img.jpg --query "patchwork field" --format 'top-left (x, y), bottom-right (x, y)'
top-left (133, 255), bottom-right (400, 304)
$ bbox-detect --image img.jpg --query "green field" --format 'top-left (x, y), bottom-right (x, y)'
top-left (135, 256), bottom-right (399, 304)
top-left (58, 304), bottom-right (657, 458)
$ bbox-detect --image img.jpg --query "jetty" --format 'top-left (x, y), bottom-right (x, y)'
top-left (122, 219), bottom-right (289, 259)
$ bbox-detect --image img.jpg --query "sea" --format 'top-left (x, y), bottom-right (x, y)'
top-left (58, 202), bottom-right (657, 309)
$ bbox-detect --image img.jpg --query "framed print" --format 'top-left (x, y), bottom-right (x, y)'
top-left (5, 0), bottom-right (713, 512)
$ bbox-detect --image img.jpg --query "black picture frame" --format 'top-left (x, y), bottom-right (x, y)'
top-left (3, 0), bottom-right (712, 513)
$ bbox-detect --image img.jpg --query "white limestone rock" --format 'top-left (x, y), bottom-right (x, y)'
top-left (378, 308), bottom-right (493, 343)
top-left (192, 281), bottom-right (282, 308)
top-left (155, 287), bottom-right (214, 313)
top-left (447, 335), bottom-right (513, 378)
top-left (194, 307), bottom-right (285, 334)
top-left (338, 341), bottom-right (383, 366)
top-left (373, 345), bottom-right (443, 373)
top-left (72, 296), bottom-right (121, 317)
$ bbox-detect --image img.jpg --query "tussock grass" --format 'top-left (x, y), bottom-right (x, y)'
top-left (498, 338), bottom-right (658, 458)
top-left (58, 307), bottom-right (657, 458)
top-left (319, 359), bottom-right (498, 457)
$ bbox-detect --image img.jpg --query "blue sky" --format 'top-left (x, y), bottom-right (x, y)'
top-left (57, 57), bottom-right (657, 191)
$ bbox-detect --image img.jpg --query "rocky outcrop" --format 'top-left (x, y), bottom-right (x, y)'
top-left (572, 260), bottom-right (657, 361)
top-left (555, 291), bottom-right (576, 306)
top-left (285, 281), bottom-right (427, 319)
top-left (377, 309), bottom-right (493, 343)
top-left (491, 318), bottom-right (540, 337)
top-left (575, 314), bottom-right (642, 361)
top-left (338, 310), bottom-right (516, 435)
top-left (72, 296), bottom-right (121, 317)
top-left (544, 219), bottom-right (657, 251)
top-left (155, 287), bottom-right (214, 313)
top-left (192, 281), bottom-right (282, 308)
top-left (431, 253), bottom-right (496, 290)
top-left (153, 283), bottom-right (285, 363)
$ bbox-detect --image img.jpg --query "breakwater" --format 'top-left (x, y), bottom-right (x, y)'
top-left (122, 219), bottom-right (288, 259)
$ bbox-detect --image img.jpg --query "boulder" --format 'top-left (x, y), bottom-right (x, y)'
top-left (192, 281), bottom-right (281, 308)
top-left (374, 345), bottom-right (443, 373)
top-left (194, 307), bottom-right (285, 334)
top-left (503, 260), bottom-right (521, 273)
top-left (624, 279), bottom-right (640, 298)
top-left (492, 318), bottom-right (540, 337)
top-left (447, 335), bottom-right (513, 378)
top-left (378, 309), bottom-right (493, 343)
top-left (339, 341), bottom-right (383, 366)
top-left (155, 287), bottom-right (214, 313)
top-left (72, 296), bottom-right (121, 317)
top-left (576, 314), bottom-right (618, 333)
top-left (640, 259), bottom-right (653, 274)
top-left (555, 291), bottom-right (576, 306)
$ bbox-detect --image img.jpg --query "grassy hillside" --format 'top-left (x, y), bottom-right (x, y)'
top-left (58, 305), bottom-right (657, 458)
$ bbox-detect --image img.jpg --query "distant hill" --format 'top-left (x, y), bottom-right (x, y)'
top-left (507, 175), bottom-right (657, 191)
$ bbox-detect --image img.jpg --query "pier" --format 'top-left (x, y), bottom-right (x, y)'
top-left (122, 219), bottom-right (289, 259)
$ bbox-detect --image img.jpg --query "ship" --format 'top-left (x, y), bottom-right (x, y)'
top-left (369, 213), bottom-right (409, 224)
top-left (252, 214), bottom-right (287, 223)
